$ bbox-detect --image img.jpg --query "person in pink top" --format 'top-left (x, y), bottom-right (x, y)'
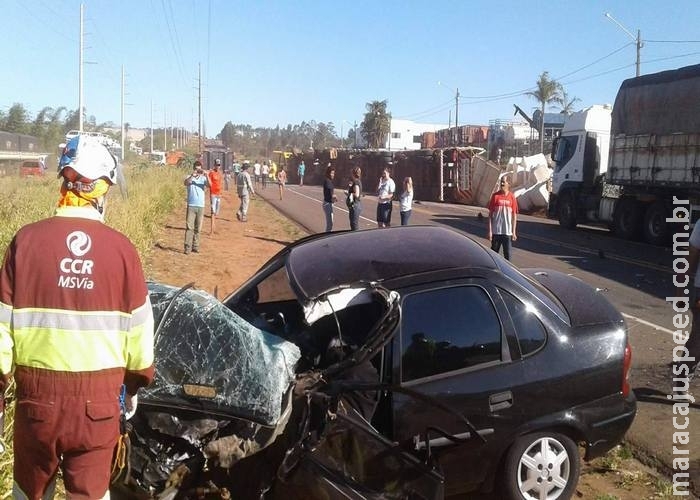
top-left (487, 175), bottom-right (518, 260)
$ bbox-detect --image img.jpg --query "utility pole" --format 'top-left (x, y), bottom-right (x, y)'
top-left (198, 63), bottom-right (203, 155)
top-left (120, 65), bottom-right (125, 160)
top-left (354, 120), bottom-right (357, 148)
top-left (455, 87), bottom-right (460, 146)
top-left (605, 12), bottom-right (642, 77)
top-left (79, 3), bottom-right (84, 132)
top-left (163, 108), bottom-right (167, 152)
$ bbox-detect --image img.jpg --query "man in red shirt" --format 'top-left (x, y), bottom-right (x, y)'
top-left (208, 159), bottom-right (224, 234)
top-left (487, 175), bottom-right (518, 260)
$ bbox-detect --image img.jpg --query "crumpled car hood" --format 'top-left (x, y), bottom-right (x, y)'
top-left (144, 283), bottom-right (301, 425)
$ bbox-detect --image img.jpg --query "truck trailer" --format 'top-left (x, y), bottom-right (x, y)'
top-left (548, 64), bottom-right (700, 245)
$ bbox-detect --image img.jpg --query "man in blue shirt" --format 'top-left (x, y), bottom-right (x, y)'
top-left (183, 160), bottom-right (209, 254)
top-left (298, 160), bottom-right (306, 186)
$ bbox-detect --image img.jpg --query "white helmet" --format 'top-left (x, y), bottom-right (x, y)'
top-left (58, 135), bottom-right (118, 185)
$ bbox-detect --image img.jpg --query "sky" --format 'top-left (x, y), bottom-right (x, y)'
top-left (3, 0), bottom-right (700, 138)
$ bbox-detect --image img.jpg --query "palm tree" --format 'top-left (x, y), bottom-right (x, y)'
top-left (360, 100), bottom-right (391, 149)
top-left (525, 72), bottom-right (563, 153)
top-left (558, 90), bottom-right (581, 115)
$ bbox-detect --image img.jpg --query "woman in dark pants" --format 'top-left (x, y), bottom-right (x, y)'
top-left (348, 167), bottom-right (362, 230)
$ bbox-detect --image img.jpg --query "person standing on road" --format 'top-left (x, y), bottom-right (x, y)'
top-left (223, 162), bottom-right (232, 191)
top-left (184, 160), bottom-right (209, 254)
top-left (487, 175), bottom-right (518, 260)
top-left (298, 160), bottom-right (306, 186)
top-left (208, 159), bottom-right (223, 235)
top-left (261, 161), bottom-right (269, 189)
top-left (277, 167), bottom-right (287, 200)
top-left (253, 160), bottom-right (262, 187)
top-left (322, 164), bottom-right (338, 232)
top-left (0, 135), bottom-right (154, 499)
top-left (399, 176), bottom-right (414, 226)
top-left (348, 167), bottom-right (363, 231)
top-left (376, 167), bottom-right (395, 228)
top-left (236, 162), bottom-right (255, 222)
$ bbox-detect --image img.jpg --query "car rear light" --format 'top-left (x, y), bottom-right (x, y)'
top-left (622, 341), bottom-right (632, 397)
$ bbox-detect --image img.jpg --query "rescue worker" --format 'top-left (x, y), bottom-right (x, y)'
top-left (0, 135), bottom-right (155, 499)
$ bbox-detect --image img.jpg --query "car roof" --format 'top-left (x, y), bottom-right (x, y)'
top-left (287, 226), bottom-right (497, 299)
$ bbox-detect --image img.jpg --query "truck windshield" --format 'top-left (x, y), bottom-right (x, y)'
top-left (552, 135), bottom-right (578, 171)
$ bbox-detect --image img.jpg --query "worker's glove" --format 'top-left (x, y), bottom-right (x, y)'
top-left (124, 394), bottom-right (138, 420)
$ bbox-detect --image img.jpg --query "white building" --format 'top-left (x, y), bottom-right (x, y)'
top-left (385, 119), bottom-right (447, 150)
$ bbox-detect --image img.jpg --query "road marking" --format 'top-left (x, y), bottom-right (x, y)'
top-left (621, 312), bottom-right (675, 335)
top-left (285, 187), bottom-right (377, 224)
top-left (287, 187), bottom-right (669, 273)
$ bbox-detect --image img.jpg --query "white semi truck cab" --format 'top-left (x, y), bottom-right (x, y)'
top-left (551, 105), bottom-right (611, 197)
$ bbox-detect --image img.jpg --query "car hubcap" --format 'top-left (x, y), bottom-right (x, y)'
top-left (517, 436), bottom-right (570, 500)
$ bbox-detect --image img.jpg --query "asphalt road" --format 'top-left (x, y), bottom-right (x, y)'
top-left (255, 181), bottom-right (699, 496)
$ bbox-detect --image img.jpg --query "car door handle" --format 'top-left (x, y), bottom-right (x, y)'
top-left (489, 391), bottom-right (513, 412)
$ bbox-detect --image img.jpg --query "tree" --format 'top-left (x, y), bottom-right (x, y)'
top-left (525, 72), bottom-right (562, 153)
top-left (360, 100), bottom-right (391, 149)
top-left (558, 90), bottom-right (581, 115)
top-left (5, 103), bottom-right (30, 134)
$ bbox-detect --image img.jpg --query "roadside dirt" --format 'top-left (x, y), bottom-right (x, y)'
top-left (146, 187), bottom-right (306, 297)
top-left (146, 188), bottom-right (675, 500)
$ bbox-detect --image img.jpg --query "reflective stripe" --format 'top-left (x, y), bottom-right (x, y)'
top-left (14, 326), bottom-right (132, 371)
top-left (12, 308), bottom-right (132, 331)
top-left (10, 298), bottom-right (154, 372)
top-left (0, 302), bottom-right (13, 374)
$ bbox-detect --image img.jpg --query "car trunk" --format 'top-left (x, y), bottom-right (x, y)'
top-left (523, 268), bottom-right (624, 328)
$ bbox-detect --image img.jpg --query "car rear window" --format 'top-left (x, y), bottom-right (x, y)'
top-left (495, 259), bottom-right (570, 325)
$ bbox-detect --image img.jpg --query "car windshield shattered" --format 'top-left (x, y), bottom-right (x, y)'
top-left (112, 282), bottom-right (446, 500)
top-left (144, 282), bottom-right (300, 425)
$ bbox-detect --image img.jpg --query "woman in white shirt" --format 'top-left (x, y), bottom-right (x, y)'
top-left (400, 176), bottom-right (414, 226)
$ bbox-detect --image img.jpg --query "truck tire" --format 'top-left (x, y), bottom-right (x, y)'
top-left (613, 199), bottom-right (643, 241)
top-left (643, 201), bottom-right (670, 246)
top-left (558, 193), bottom-right (578, 229)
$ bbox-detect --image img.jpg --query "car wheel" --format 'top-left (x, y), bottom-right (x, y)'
top-left (503, 431), bottom-right (580, 500)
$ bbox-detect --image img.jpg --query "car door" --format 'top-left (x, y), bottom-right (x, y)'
top-left (390, 278), bottom-right (527, 495)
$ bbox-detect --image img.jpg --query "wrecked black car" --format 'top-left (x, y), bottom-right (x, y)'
top-left (113, 226), bottom-right (636, 500)
top-left (111, 281), bottom-right (448, 500)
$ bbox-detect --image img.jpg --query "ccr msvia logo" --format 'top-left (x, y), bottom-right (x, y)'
top-left (66, 231), bottom-right (92, 257)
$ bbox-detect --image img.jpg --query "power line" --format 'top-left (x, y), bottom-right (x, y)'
top-left (400, 42), bottom-right (698, 120)
top-left (456, 42), bottom-right (633, 102)
top-left (399, 97), bottom-right (455, 120)
top-left (645, 39), bottom-right (700, 44)
top-left (160, 0), bottom-right (189, 89)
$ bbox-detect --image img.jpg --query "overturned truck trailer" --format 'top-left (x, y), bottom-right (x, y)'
top-left (292, 147), bottom-right (490, 205)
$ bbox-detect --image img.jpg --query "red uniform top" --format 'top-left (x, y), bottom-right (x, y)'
top-left (0, 208), bottom-right (155, 395)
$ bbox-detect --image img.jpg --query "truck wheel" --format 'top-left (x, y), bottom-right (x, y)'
top-left (558, 194), bottom-right (578, 229)
top-left (502, 431), bottom-right (580, 500)
top-left (643, 201), bottom-right (669, 246)
top-left (613, 199), bottom-right (643, 241)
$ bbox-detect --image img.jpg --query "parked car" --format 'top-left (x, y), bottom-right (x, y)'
top-left (19, 159), bottom-right (46, 177)
top-left (113, 226), bottom-right (636, 500)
